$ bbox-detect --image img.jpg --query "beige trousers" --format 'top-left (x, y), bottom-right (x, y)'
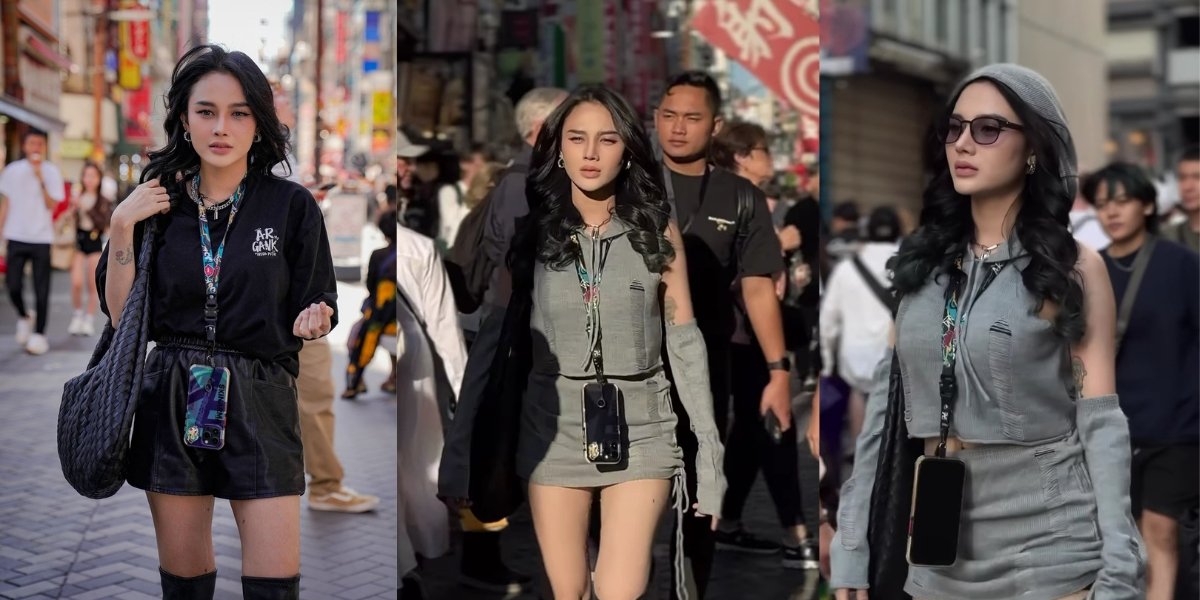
top-left (918, 589), bottom-right (1089, 599)
top-left (297, 337), bottom-right (344, 496)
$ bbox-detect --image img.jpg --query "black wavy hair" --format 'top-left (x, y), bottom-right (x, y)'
top-left (141, 44), bottom-right (291, 198)
top-left (1081, 162), bottom-right (1159, 234)
top-left (890, 76), bottom-right (1085, 341)
top-left (510, 84), bottom-right (674, 277)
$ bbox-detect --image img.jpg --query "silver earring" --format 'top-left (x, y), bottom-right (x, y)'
top-left (625, 160), bottom-right (631, 170)
top-left (254, 133), bottom-right (261, 143)
top-left (1026, 155), bottom-right (1037, 174)
top-left (557, 155), bottom-right (565, 169)
top-left (183, 131), bottom-right (191, 142)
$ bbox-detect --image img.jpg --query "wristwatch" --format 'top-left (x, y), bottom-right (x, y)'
top-left (766, 357), bottom-right (792, 372)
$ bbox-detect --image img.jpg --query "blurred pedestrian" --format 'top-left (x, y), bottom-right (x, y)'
top-left (711, 121), bottom-right (818, 570)
top-left (655, 71), bottom-right (788, 599)
top-left (820, 207), bottom-right (901, 451)
top-left (832, 64), bottom-right (1145, 599)
top-left (67, 161), bottom-right (113, 337)
top-left (1163, 146), bottom-right (1200, 252)
top-left (0, 129), bottom-right (65, 355)
top-left (437, 143), bottom-right (489, 253)
top-left (398, 131), bottom-right (431, 233)
top-left (97, 45), bottom-right (337, 599)
top-left (1070, 170), bottom-right (1110, 251)
top-left (1084, 162), bottom-right (1198, 600)
top-left (344, 209), bottom-right (399, 398)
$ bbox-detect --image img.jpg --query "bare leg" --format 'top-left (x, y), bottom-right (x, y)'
top-left (1140, 509), bottom-right (1179, 600)
top-left (847, 387), bottom-right (867, 449)
top-left (593, 479), bottom-right (671, 600)
top-left (528, 482), bottom-right (593, 600)
top-left (146, 492), bottom-right (217, 577)
top-left (69, 250), bottom-right (84, 312)
top-left (85, 252), bottom-right (101, 316)
top-left (230, 496), bottom-right (301, 577)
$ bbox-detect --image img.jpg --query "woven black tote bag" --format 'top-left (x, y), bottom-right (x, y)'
top-left (58, 219), bottom-right (156, 499)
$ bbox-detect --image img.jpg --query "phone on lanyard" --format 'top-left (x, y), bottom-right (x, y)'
top-left (906, 455), bottom-right (967, 566)
top-left (184, 364), bottom-right (230, 450)
top-left (581, 382), bottom-right (623, 464)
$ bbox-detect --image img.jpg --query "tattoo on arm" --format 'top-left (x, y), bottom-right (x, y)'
top-left (114, 246), bottom-right (134, 266)
top-left (1072, 356), bottom-right (1087, 395)
top-left (664, 295), bottom-right (678, 326)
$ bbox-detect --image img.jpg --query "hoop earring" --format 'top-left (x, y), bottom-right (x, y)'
top-left (1026, 155), bottom-right (1037, 175)
top-left (183, 131), bottom-right (191, 142)
top-left (254, 133), bottom-right (262, 143)
top-left (557, 155), bottom-right (565, 169)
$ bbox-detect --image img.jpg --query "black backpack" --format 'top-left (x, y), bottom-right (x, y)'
top-left (445, 164), bottom-right (527, 313)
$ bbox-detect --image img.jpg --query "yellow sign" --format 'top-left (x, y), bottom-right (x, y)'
top-left (60, 139), bottom-right (94, 159)
top-left (118, 22), bottom-right (142, 90)
top-left (372, 91), bottom-right (392, 128)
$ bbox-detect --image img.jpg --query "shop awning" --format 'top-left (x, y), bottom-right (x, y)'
top-left (0, 95), bottom-right (68, 133)
top-left (23, 35), bottom-right (74, 71)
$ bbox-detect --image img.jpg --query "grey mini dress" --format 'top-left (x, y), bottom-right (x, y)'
top-left (516, 218), bottom-right (684, 486)
top-left (831, 236), bottom-right (1146, 599)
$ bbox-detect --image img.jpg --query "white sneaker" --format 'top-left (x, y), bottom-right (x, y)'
top-left (81, 316), bottom-right (96, 337)
top-left (25, 333), bottom-right (48, 355)
top-left (307, 486), bottom-right (380, 513)
top-left (15, 314), bottom-right (33, 345)
top-left (68, 313), bottom-right (83, 336)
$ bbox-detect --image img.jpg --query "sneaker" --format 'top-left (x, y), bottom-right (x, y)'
top-left (782, 538), bottom-right (820, 570)
top-left (307, 486), bottom-right (379, 513)
top-left (715, 526), bottom-right (781, 554)
top-left (459, 562), bottom-right (532, 595)
top-left (15, 314), bottom-right (32, 345)
top-left (25, 333), bottom-right (48, 356)
top-left (67, 313), bottom-right (82, 336)
top-left (81, 316), bottom-right (96, 337)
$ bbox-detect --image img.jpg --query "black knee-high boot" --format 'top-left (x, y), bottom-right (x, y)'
top-left (159, 568), bottom-right (216, 600)
top-left (241, 574), bottom-right (300, 600)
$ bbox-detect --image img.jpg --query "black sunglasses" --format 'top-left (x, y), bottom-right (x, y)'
top-left (942, 116), bottom-right (1025, 145)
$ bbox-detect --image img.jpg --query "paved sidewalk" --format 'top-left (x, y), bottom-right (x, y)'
top-left (0, 270), bottom-right (396, 600)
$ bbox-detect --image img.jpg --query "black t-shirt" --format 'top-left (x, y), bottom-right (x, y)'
top-left (97, 175), bottom-right (338, 377)
top-left (1103, 239), bottom-right (1199, 446)
top-left (666, 166), bottom-right (784, 342)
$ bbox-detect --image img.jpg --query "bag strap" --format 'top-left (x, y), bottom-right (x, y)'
top-left (1115, 236), bottom-right (1157, 353)
top-left (851, 254), bottom-right (897, 315)
top-left (734, 181), bottom-right (754, 270)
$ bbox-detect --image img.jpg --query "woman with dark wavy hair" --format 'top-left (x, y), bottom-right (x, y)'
top-left (830, 64), bottom-right (1146, 599)
top-left (444, 84), bottom-right (725, 600)
top-left (96, 44), bottom-right (336, 599)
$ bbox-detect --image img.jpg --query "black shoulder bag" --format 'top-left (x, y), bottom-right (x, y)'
top-left (58, 218), bottom-right (157, 499)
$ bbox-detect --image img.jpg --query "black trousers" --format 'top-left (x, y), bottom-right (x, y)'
top-left (720, 342), bottom-right (804, 528)
top-left (6, 241), bottom-right (51, 334)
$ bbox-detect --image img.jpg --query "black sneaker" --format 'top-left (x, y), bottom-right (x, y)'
top-left (714, 527), bottom-right (781, 554)
top-left (781, 538), bottom-right (819, 570)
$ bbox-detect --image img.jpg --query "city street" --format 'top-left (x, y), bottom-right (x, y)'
top-left (0, 266), bottom-right (397, 600)
top-left (419, 404), bottom-right (823, 600)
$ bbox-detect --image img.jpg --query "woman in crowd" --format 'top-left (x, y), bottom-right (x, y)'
top-left (68, 161), bottom-right (112, 337)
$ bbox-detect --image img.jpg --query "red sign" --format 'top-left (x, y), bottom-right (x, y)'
top-left (130, 20), bottom-right (150, 60)
top-left (691, 0), bottom-right (820, 116)
top-left (124, 83), bottom-right (153, 145)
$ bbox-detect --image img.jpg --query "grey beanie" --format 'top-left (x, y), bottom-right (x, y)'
top-left (951, 63), bottom-right (1078, 199)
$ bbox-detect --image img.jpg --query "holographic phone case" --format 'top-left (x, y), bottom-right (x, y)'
top-left (184, 364), bottom-right (230, 450)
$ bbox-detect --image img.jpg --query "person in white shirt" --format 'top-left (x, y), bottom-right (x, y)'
top-left (1070, 173), bottom-right (1111, 251)
top-left (436, 144), bottom-right (488, 253)
top-left (0, 129), bottom-right (66, 355)
top-left (819, 206), bottom-right (902, 445)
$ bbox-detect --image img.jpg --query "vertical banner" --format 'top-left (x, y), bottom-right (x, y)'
top-left (117, 23), bottom-right (141, 90)
top-left (690, 0), bottom-right (820, 118)
top-left (575, 0), bottom-right (605, 84)
top-left (123, 83), bottom-right (153, 144)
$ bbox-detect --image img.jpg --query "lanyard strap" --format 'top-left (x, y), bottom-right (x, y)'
top-left (572, 231), bottom-right (614, 383)
top-left (661, 163), bottom-right (712, 233)
top-left (190, 175), bottom-right (246, 359)
top-left (936, 256), bottom-right (1008, 457)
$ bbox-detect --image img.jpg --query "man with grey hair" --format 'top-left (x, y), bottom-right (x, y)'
top-left (437, 86), bottom-right (565, 593)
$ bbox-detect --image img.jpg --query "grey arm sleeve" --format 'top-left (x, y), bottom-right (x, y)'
top-left (829, 354), bottom-right (892, 590)
top-left (664, 321), bottom-right (727, 517)
top-left (1076, 394), bottom-right (1147, 599)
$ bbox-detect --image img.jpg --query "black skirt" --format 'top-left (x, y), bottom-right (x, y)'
top-left (125, 337), bottom-right (305, 499)
top-left (76, 228), bottom-right (103, 254)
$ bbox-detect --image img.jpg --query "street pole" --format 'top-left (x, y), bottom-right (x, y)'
top-left (314, 0), bottom-right (323, 180)
top-left (91, 0), bottom-right (107, 164)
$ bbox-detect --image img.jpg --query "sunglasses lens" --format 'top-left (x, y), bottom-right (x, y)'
top-left (944, 119), bottom-right (964, 144)
top-left (972, 118), bottom-right (1003, 144)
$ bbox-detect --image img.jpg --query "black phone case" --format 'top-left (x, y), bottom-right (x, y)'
top-left (582, 383), bottom-right (623, 464)
top-left (907, 455), bottom-right (966, 567)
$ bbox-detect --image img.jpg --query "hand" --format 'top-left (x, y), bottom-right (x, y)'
top-left (778, 225), bottom-right (801, 252)
top-left (110, 178), bottom-right (171, 230)
top-left (293, 302), bottom-right (334, 339)
top-left (760, 375), bottom-right (793, 432)
top-left (819, 521), bottom-right (834, 580)
top-left (807, 415), bottom-right (819, 458)
top-left (835, 589), bottom-right (869, 600)
top-left (693, 504), bottom-right (719, 531)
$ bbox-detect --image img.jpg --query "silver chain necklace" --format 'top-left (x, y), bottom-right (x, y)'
top-left (188, 177), bottom-right (237, 220)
